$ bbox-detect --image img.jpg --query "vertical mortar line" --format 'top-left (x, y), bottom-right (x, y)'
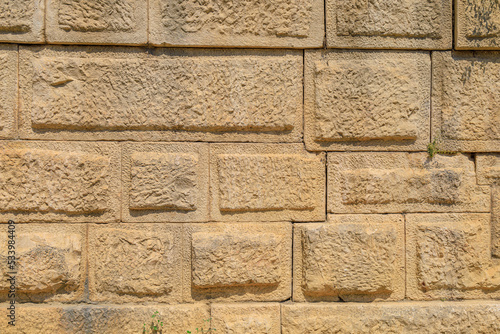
top-left (302, 49), bottom-right (306, 145)
top-left (452, 0), bottom-right (455, 51)
top-left (43, 0), bottom-right (48, 42)
top-left (323, 0), bottom-right (327, 49)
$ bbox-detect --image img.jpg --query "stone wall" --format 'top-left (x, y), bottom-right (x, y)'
top-left (0, 1), bottom-right (499, 333)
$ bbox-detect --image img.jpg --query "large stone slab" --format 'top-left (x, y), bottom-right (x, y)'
top-left (149, 0), bottom-right (324, 48)
top-left (456, 0), bottom-right (500, 49)
top-left (19, 46), bottom-right (303, 142)
top-left (305, 50), bottom-right (430, 151)
top-left (210, 144), bottom-right (325, 222)
top-left (211, 303), bottom-right (281, 334)
top-left (432, 51), bottom-right (500, 152)
top-left (0, 45), bottom-right (17, 139)
top-left (0, 0), bottom-right (44, 43)
top-left (328, 153), bottom-right (490, 214)
top-left (326, 0), bottom-right (452, 49)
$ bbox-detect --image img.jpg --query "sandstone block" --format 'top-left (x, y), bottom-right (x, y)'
top-left (326, 0), bottom-right (452, 49)
top-left (0, 0), bottom-right (44, 43)
top-left (211, 303), bottom-right (280, 334)
top-left (328, 153), bottom-right (490, 214)
top-left (46, 0), bottom-right (147, 45)
top-left (492, 186), bottom-right (500, 258)
top-left (432, 51), bottom-right (500, 152)
top-left (406, 213), bottom-right (500, 300)
top-left (294, 215), bottom-right (404, 302)
top-left (0, 141), bottom-right (119, 222)
top-left (184, 222), bottom-right (292, 302)
top-left (122, 143), bottom-right (209, 222)
top-left (19, 46), bottom-right (302, 142)
top-left (456, 0), bottom-right (500, 49)
top-left (149, 0), bottom-right (324, 48)
top-left (477, 154), bottom-right (500, 185)
top-left (210, 144), bottom-right (325, 222)
top-left (88, 223), bottom-right (182, 303)
top-left (305, 50), bottom-right (430, 151)
top-left (0, 45), bottom-right (17, 139)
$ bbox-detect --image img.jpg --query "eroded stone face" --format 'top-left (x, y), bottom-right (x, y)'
top-left (456, 0), bottom-right (500, 49)
top-left (476, 154), bottom-right (500, 185)
top-left (211, 303), bottom-right (280, 334)
top-left (0, 46), bottom-right (17, 139)
top-left (493, 186), bottom-right (500, 258)
top-left (0, 0), bottom-right (44, 42)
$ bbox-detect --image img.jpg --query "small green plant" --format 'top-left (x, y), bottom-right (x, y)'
top-left (427, 139), bottom-right (458, 158)
top-left (143, 311), bottom-right (163, 334)
top-left (187, 318), bottom-right (216, 334)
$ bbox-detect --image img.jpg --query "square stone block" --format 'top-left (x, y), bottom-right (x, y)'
top-left (211, 303), bottom-right (280, 334)
top-left (456, 0), bottom-right (500, 49)
top-left (0, 45), bottom-right (17, 139)
top-left (0, 0), bottom-right (44, 43)
top-left (476, 154), bottom-right (500, 185)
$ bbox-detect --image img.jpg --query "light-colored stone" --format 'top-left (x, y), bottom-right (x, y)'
top-left (88, 223), bottom-right (182, 303)
top-left (305, 50), bottom-right (430, 151)
top-left (19, 46), bottom-right (303, 142)
top-left (281, 301), bottom-right (500, 333)
top-left (326, 0), bottom-right (452, 49)
top-left (150, 0), bottom-right (324, 48)
top-left (328, 153), bottom-right (490, 214)
top-left (184, 223), bottom-right (292, 302)
top-left (0, 224), bottom-right (85, 303)
top-left (46, 0), bottom-right (147, 45)
top-left (211, 303), bottom-right (280, 334)
top-left (456, 0), bottom-right (500, 49)
top-left (294, 215), bottom-right (404, 302)
top-left (0, 45), bottom-right (17, 139)
top-left (122, 143), bottom-right (209, 222)
top-left (407, 213), bottom-right (500, 300)
top-left (477, 154), bottom-right (500, 185)
top-left (493, 186), bottom-right (500, 258)
top-left (0, 0), bottom-right (44, 43)
top-left (0, 141), bottom-right (120, 222)
top-left (210, 144), bottom-right (325, 222)
top-left (432, 51), bottom-right (500, 152)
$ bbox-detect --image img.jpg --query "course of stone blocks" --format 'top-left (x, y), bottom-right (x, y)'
top-left (0, 1), bottom-right (499, 333)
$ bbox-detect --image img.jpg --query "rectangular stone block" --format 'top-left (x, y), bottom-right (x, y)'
top-left (0, 141), bottom-right (120, 222)
top-left (432, 51), bottom-right (500, 152)
top-left (210, 144), bottom-right (325, 222)
top-left (493, 186), bottom-right (500, 258)
top-left (0, 0), bottom-right (44, 43)
top-left (281, 302), bottom-right (500, 333)
top-left (149, 0), bottom-right (324, 48)
top-left (184, 222), bottom-right (292, 302)
top-left (19, 46), bottom-right (303, 143)
top-left (122, 143), bottom-right (209, 222)
top-left (328, 153), bottom-right (490, 214)
top-left (406, 213), bottom-right (500, 300)
top-left (46, 0), bottom-right (147, 45)
top-left (0, 223), bottom-right (85, 303)
top-left (477, 154), bottom-right (500, 185)
top-left (456, 0), bottom-right (500, 49)
top-left (294, 215), bottom-right (404, 302)
top-left (305, 50), bottom-right (430, 151)
top-left (326, 0), bottom-right (452, 49)
top-left (0, 45), bottom-right (17, 139)
top-left (211, 303), bottom-right (280, 334)
top-left (88, 223), bottom-right (182, 303)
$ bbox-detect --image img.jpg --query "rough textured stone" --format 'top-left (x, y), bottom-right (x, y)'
top-left (0, 224), bottom-right (85, 303)
top-left (305, 50), bottom-right (430, 151)
top-left (0, 0), bottom-right (44, 43)
top-left (294, 215), bottom-right (404, 302)
top-left (88, 223), bottom-right (182, 303)
top-left (184, 222), bottom-right (292, 302)
top-left (19, 46), bottom-right (302, 142)
top-left (328, 153), bottom-right (490, 214)
top-left (456, 0), bottom-right (500, 49)
top-left (494, 186), bottom-right (500, 258)
top-left (210, 144), bottom-right (325, 222)
top-left (122, 143), bottom-right (209, 222)
top-left (149, 0), bottom-right (324, 47)
top-left (432, 51), bottom-right (500, 152)
top-left (46, 0), bottom-right (147, 45)
top-left (0, 141), bottom-right (119, 222)
top-left (0, 45), bottom-right (17, 139)
top-left (211, 303), bottom-right (280, 334)
top-left (407, 213), bottom-right (500, 300)
top-left (326, 0), bottom-right (452, 49)
top-left (281, 301), bottom-right (500, 333)
top-left (477, 154), bottom-right (500, 185)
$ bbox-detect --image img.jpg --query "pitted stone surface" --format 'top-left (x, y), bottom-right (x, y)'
top-left (456, 0), bottom-right (500, 49)
top-left (0, 0), bottom-right (44, 43)
top-left (494, 186), bottom-right (500, 258)
top-left (211, 303), bottom-right (280, 334)
top-left (477, 154), bottom-right (500, 184)
top-left (0, 45), bottom-right (17, 139)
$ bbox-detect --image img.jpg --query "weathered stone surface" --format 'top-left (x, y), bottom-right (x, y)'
top-left (281, 301), bottom-right (500, 333)
top-left (432, 51), bottom-right (500, 152)
top-left (328, 153), bottom-right (490, 214)
top-left (294, 215), bottom-right (404, 302)
top-left (0, 0), bottom-right (44, 43)
top-left (305, 50), bottom-right (430, 151)
top-left (122, 143), bottom-right (209, 222)
top-left (407, 214), bottom-right (500, 300)
top-left (184, 223), bottom-right (292, 302)
top-left (456, 0), bottom-right (500, 49)
top-left (150, 0), bottom-right (324, 47)
top-left (211, 303), bottom-right (280, 334)
top-left (494, 186), bottom-right (500, 258)
top-left (477, 154), bottom-right (500, 185)
top-left (0, 45), bottom-right (17, 139)
top-left (0, 224), bottom-right (85, 303)
top-left (46, 0), bottom-right (147, 45)
top-left (88, 223), bottom-right (182, 303)
top-left (0, 141), bottom-right (119, 222)
top-left (19, 46), bottom-right (302, 142)
top-left (326, 0), bottom-right (452, 49)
